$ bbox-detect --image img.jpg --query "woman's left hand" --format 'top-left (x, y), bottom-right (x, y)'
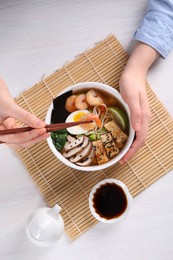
top-left (119, 69), bottom-right (151, 164)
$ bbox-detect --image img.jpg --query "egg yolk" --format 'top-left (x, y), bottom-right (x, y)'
top-left (73, 111), bottom-right (87, 122)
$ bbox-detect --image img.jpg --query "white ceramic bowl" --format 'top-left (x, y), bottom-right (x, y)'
top-left (89, 179), bottom-right (133, 223)
top-left (45, 82), bottom-right (135, 171)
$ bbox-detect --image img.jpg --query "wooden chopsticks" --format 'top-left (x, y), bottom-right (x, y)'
top-left (0, 120), bottom-right (93, 144)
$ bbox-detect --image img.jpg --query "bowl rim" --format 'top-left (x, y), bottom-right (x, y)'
top-left (88, 178), bottom-right (133, 223)
top-left (45, 82), bottom-right (135, 171)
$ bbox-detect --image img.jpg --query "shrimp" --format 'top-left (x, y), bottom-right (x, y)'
top-left (86, 89), bottom-right (103, 106)
top-left (86, 113), bottom-right (102, 128)
top-left (65, 95), bottom-right (77, 112)
top-left (75, 94), bottom-right (89, 110)
top-left (80, 113), bottom-right (102, 130)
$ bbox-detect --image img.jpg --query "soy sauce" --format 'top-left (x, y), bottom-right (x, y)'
top-left (93, 182), bottom-right (127, 219)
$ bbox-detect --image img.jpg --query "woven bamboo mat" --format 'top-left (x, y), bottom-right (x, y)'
top-left (15, 35), bottom-right (173, 240)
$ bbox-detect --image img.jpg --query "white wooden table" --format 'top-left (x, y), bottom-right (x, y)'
top-left (0, 1), bottom-right (173, 259)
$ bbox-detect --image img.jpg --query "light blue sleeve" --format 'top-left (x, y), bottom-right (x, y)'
top-left (133, 0), bottom-right (173, 58)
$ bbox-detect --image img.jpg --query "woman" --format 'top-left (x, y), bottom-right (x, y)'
top-left (1, 0), bottom-right (173, 163)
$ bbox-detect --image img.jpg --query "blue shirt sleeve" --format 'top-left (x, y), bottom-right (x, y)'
top-left (133, 0), bottom-right (173, 58)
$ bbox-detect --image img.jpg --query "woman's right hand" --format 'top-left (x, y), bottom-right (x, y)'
top-left (0, 77), bottom-right (49, 148)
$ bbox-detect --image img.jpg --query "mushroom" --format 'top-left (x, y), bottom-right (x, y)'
top-left (69, 142), bottom-right (92, 163)
top-left (64, 136), bottom-right (84, 151)
top-left (81, 136), bottom-right (89, 148)
top-left (76, 148), bottom-right (95, 166)
top-left (67, 135), bottom-right (76, 143)
top-left (63, 146), bottom-right (83, 158)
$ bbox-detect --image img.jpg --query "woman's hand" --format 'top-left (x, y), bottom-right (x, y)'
top-left (119, 69), bottom-right (150, 164)
top-left (119, 42), bottom-right (159, 164)
top-left (0, 77), bottom-right (49, 148)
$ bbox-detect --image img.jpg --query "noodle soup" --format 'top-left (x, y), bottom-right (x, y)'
top-left (46, 82), bottom-right (134, 171)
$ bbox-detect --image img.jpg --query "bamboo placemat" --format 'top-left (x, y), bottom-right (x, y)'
top-left (15, 35), bottom-right (173, 240)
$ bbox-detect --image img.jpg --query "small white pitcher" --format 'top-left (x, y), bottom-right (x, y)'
top-left (25, 204), bottom-right (64, 247)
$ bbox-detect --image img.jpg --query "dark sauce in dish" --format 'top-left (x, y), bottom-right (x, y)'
top-left (92, 182), bottom-right (127, 219)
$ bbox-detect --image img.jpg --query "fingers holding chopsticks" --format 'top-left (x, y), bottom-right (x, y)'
top-left (0, 77), bottom-right (44, 129)
top-left (0, 77), bottom-right (49, 148)
top-left (6, 130), bottom-right (49, 149)
top-left (0, 118), bottom-right (49, 148)
top-left (10, 105), bottom-right (46, 129)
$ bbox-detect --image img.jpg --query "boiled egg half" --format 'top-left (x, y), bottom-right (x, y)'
top-left (65, 110), bottom-right (95, 135)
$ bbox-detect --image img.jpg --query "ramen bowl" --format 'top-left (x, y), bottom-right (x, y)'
top-left (45, 82), bottom-right (135, 171)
